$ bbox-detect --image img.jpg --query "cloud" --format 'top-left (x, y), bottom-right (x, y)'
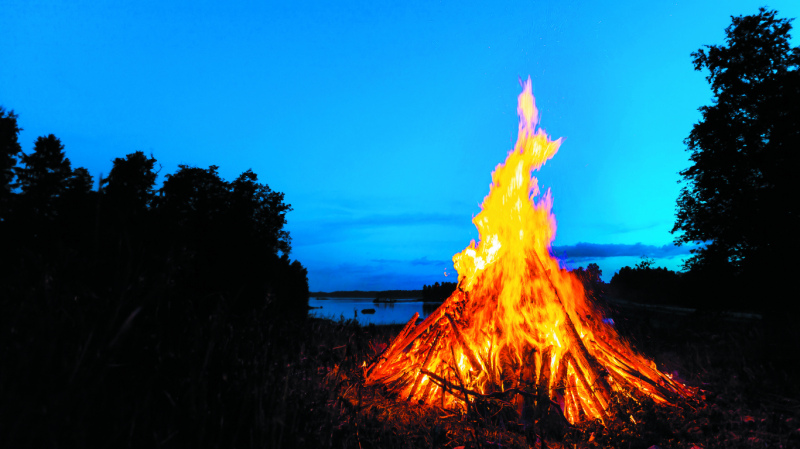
top-left (550, 242), bottom-right (696, 260)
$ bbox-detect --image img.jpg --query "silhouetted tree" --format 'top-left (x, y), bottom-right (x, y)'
top-left (572, 263), bottom-right (603, 296)
top-left (0, 107), bottom-right (22, 219)
top-left (158, 165), bottom-right (229, 228)
top-left (422, 281), bottom-right (457, 302)
top-left (103, 151), bottom-right (158, 217)
top-left (672, 9), bottom-right (800, 291)
top-left (610, 262), bottom-right (685, 307)
top-left (157, 165), bottom-right (305, 315)
top-left (60, 166), bottom-right (94, 216)
top-left (0, 114), bottom-right (310, 446)
top-left (65, 167), bottom-right (93, 195)
top-left (228, 169), bottom-right (292, 255)
top-left (635, 257), bottom-right (654, 270)
top-left (15, 134), bottom-right (74, 221)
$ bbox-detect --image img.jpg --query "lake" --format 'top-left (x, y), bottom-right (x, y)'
top-left (308, 297), bottom-right (443, 325)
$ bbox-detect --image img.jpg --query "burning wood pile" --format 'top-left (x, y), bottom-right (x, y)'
top-left (365, 78), bottom-right (694, 424)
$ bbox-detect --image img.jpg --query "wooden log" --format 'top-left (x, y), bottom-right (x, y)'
top-left (420, 368), bottom-right (534, 402)
top-left (519, 347), bottom-right (539, 387)
top-left (498, 344), bottom-right (521, 391)
top-left (440, 369), bottom-right (447, 407)
top-left (553, 354), bottom-right (569, 391)
top-left (591, 340), bottom-right (683, 402)
top-left (406, 331), bottom-right (442, 401)
top-left (418, 372), bottom-right (435, 403)
top-left (528, 250), bottom-right (613, 408)
top-left (515, 347), bottom-right (535, 417)
top-left (389, 288), bottom-right (467, 357)
top-left (604, 360), bottom-right (675, 404)
top-left (551, 353), bottom-right (570, 418)
top-left (445, 313), bottom-right (484, 374)
top-left (564, 352), bottom-right (604, 422)
top-left (538, 346), bottom-right (554, 399)
top-left (366, 312), bottom-right (419, 377)
top-left (450, 346), bottom-right (472, 412)
top-left (593, 337), bottom-right (692, 398)
top-left (565, 366), bottom-right (585, 423)
top-left (378, 363), bottom-right (417, 385)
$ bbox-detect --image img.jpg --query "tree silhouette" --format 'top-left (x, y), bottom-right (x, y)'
top-left (15, 134), bottom-right (74, 221)
top-left (158, 165), bottom-right (229, 227)
top-left (103, 151), bottom-right (158, 217)
top-left (156, 165), bottom-right (303, 314)
top-left (229, 169), bottom-right (292, 255)
top-left (60, 166), bottom-right (94, 215)
top-left (66, 167), bottom-right (93, 195)
top-left (610, 263), bottom-right (684, 307)
top-left (572, 262), bottom-right (603, 296)
top-left (0, 107), bottom-right (22, 219)
top-left (422, 281), bottom-right (457, 302)
top-left (672, 9), bottom-right (800, 289)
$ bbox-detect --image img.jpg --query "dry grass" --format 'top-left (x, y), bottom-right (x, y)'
top-left (3, 288), bottom-right (799, 448)
top-left (319, 304), bottom-right (800, 449)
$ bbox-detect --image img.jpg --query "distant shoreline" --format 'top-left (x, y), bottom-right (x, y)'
top-left (310, 290), bottom-right (423, 300)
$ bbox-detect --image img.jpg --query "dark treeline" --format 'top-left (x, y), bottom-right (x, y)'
top-left (571, 262), bottom-right (603, 298)
top-left (420, 266), bottom-right (602, 303)
top-left (608, 258), bottom-right (758, 312)
top-left (609, 258), bottom-right (685, 306)
top-left (312, 289), bottom-right (422, 299)
top-left (0, 109), bottom-right (309, 447)
top-left (421, 281), bottom-right (458, 302)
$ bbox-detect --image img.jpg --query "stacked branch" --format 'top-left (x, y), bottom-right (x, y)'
top-left (365, 78), bottom-right (694, 424)
top-left (365, 250), bottom-right (694, 424)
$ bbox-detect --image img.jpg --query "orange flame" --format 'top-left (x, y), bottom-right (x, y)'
top-left (366, 78), bottom-right (693, 423)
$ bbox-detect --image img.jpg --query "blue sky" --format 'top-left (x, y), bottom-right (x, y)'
top-left (3, 1), bottom-right (798, 291)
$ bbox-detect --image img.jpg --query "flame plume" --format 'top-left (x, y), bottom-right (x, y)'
top-left (365, 78), bottom-right (694, 423)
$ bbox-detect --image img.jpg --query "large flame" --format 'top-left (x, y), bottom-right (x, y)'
top-left (365, 78), bottom-right (693, 424)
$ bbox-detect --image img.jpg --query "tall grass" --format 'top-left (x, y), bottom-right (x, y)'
top-left (3, 247), bottom-right (798, 448)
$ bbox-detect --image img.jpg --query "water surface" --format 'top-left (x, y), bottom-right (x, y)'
top-left (309, 297), bottom-right (441, 325)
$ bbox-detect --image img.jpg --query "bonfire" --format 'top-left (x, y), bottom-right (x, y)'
top-left (365, 78), bottom-right (694, 424)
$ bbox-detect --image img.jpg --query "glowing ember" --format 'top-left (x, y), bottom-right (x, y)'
top-left (365, 78), bottom-right (694, 423)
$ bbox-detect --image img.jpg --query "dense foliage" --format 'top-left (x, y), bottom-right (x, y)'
top-left (421, 281), bottom-right (458, 302)
top-left (673, 8), bottom-right (800, 311)
top-left (610, 259), bottom-right (686, 306)
top-left (0, 107), bottom-right (22, 217)
top-left (571, 262), bottom-right (603, 297)
top-left (0, 110), bottom-right (308, 446)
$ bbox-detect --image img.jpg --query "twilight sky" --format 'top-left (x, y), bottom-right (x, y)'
top-left (2, 1), bottom-right (798, 292)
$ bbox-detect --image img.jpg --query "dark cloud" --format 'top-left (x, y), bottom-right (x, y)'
top-left (550, 242), bottom-right (697, 260)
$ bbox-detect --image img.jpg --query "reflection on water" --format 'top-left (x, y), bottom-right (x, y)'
top-left (422, 302), bottom-right (441, 316)
top-left (308, 297), bottom-right (443, 326)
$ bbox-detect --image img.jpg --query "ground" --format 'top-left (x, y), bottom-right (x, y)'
top-left (278, 299), bottom-right (800, 448)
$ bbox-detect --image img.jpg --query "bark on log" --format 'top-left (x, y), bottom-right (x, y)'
top-left (406, 332), bottom-right (442, 401)
top-left (565, 352), bottom-right (605, 422)
top-left (565, 368), bottom-right (585, 422)
top-left (391, 288), bottom-right (467, 356)
top-left (367, 312), bottom-right (419, 377)
top-left (445, 313), bottom-right (484, 374)
top-left (528, 251), bottom-right (613, 409)
top-left (538, 346), bottom-right (554, 399)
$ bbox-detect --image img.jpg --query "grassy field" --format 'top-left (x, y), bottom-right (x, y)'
top-left (3, 292), bottom-right (799, 448)
top-left (295, 303), bottom-right (800, 449)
